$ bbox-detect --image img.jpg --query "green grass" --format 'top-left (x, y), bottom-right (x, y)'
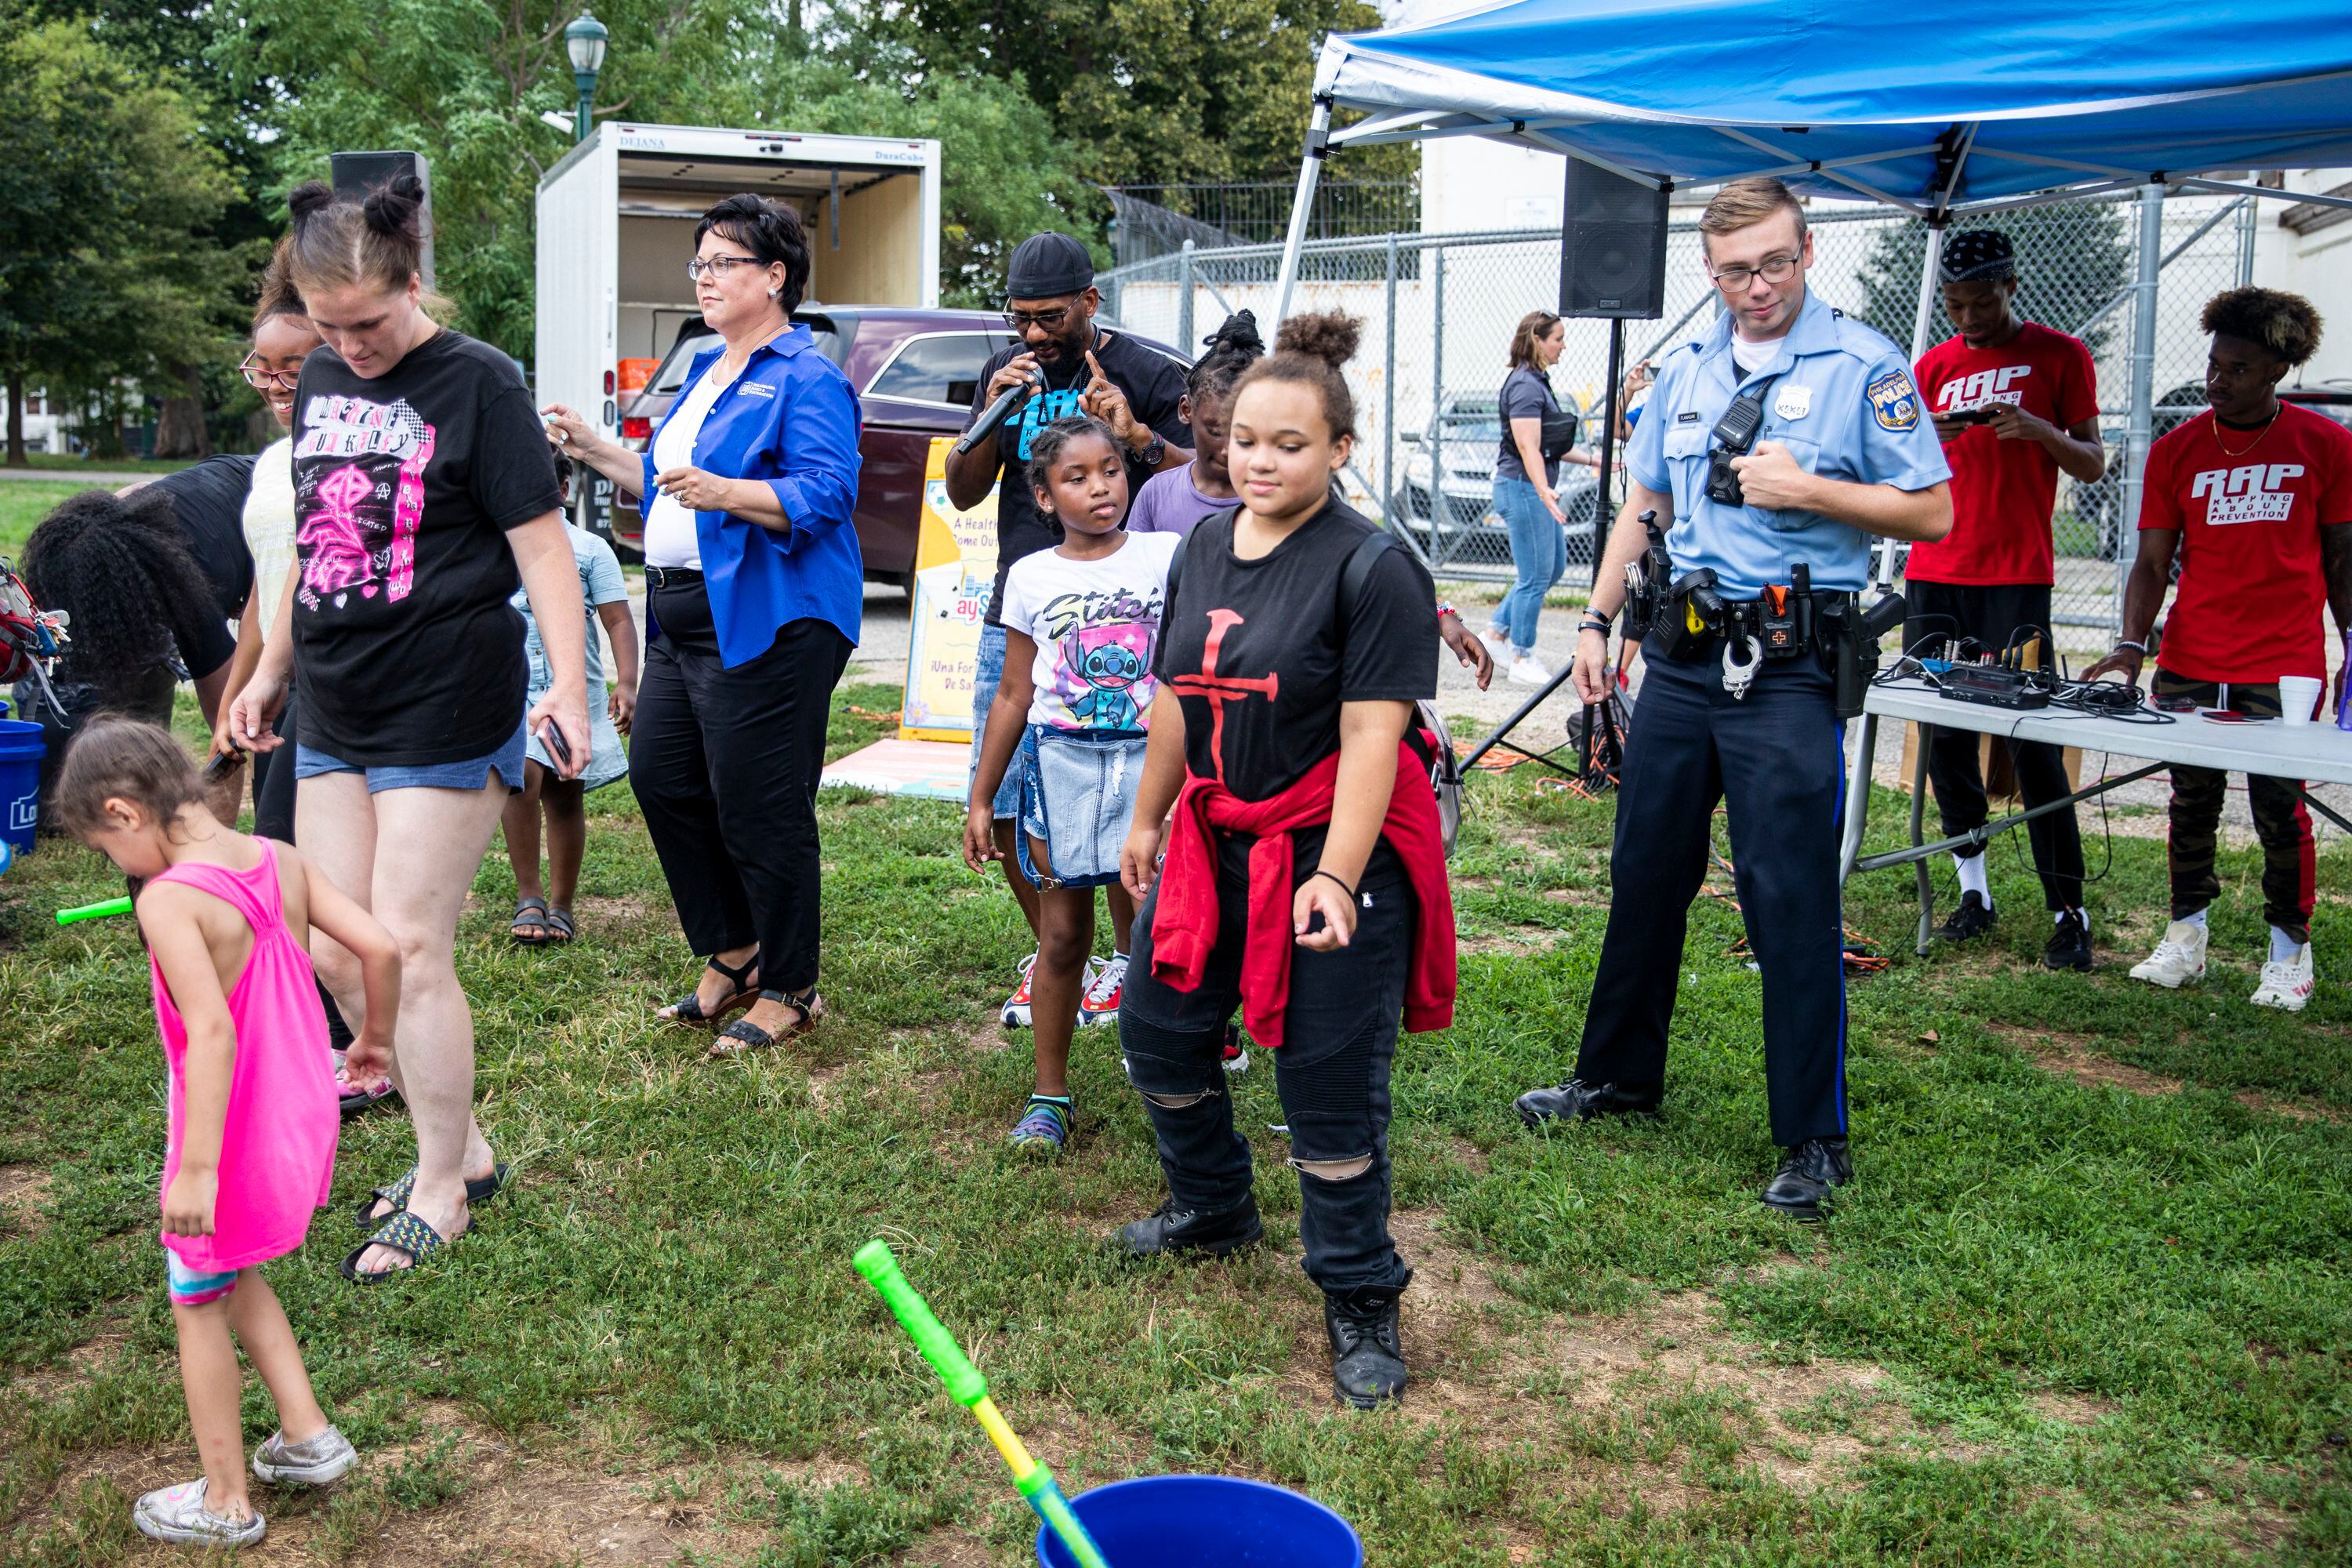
top-left (2, 455), bottom-right (194, 476)
top-left (0, 483), bottom-right (112, 562)
top-left (2, 688), bottom-right (2348, 1563)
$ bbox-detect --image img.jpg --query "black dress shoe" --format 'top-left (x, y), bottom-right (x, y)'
top-left (1112, 1196), bottom-right (1263, 1258)
top-left (1324, 1285), bottom-right (1409, 1409)
top-left (1934, 890), bottom-right (1997, 943)
top-left (2044, 909), bottom-right (2093, 971)
top-left (1514, 1077), bottom-right (1662, 1129)
top-left (1760, 1138), bottom-right (1852, 1221)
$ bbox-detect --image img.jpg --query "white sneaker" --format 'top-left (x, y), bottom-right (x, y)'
top-left (252, 1425), bottom-right (357, 1486)
top-left (2128, 920), bottom-right (2209, 989)
top-left (1079, 953), bottom-right (1128, 1028)
top-left (1508, 655), bottom-right (1551, 686)
top-left (1000, 952), bottom-right (1039, 1029)
top-left (134, 1478), bottom-right (264, 1548)
top-left (2251, 944), bottom-right (2316, 1012)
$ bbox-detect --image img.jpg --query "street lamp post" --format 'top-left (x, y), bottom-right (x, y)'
top-left (565, 11), bottom-right (608, 145)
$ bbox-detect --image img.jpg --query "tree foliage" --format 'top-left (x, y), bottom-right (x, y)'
top-left (1852, 203), bottom-right (2135, 361)
top-left (0, 12), bottom-right (245, 462)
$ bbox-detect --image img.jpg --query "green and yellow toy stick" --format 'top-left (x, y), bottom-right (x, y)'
top-left (853, 1240), bottom-right (1112, 1568)
top-left (56, 895), bottom-right (134, 927)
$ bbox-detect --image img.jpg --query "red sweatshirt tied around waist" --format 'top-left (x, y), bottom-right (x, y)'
top-left (1149, 739), bottom-right (1456, 1049)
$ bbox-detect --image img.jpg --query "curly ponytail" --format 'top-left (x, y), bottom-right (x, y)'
top-left (1231, 310), bottom-right (1362, 441)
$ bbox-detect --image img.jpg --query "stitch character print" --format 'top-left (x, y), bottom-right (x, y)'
top-left (1061, 622), bottom-right (1153, 730)
top-left (293, 394), bottom-right (436, 610)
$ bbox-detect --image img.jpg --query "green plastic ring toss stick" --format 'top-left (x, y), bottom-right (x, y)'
top-left (854, 1240), bottom-right (1112, 1568)
top-left (56, 895), bottom-right (134, 926)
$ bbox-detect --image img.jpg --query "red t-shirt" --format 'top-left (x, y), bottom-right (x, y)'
top-left (1904, 324), bottom-right (2100, 586)
top-left (2143, 401), bottom-right (2352, 684)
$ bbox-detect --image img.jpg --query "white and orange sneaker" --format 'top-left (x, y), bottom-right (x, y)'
top-left (1000, 952), bottom-right (1039, 1029)
top-left (2251, 944), bottom-right (2316, 1012)
top-left (1079, 953), bottom-right (1128, 1028)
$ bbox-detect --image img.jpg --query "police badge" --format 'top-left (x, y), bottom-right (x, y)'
top-left (1866, 370), bottom-right (1921, 432)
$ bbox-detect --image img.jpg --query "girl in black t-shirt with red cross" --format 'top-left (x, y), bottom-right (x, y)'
top-left (1109, 313), bottom-right (1457, 1411)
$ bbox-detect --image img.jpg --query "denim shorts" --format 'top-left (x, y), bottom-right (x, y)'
top-left (296, 720), bottom-right (529, 795)
top-left (969, 622), bottom-right (1022, 821)
top-left (1016, 723), bottom-right (1149, 890)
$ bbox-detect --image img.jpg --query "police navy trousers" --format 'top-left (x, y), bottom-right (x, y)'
top-left (1573, 641), bottom-right (1849, 1147)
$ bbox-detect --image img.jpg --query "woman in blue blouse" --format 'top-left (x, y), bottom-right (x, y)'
top-left (546, 194), bottom-right (862, 1056)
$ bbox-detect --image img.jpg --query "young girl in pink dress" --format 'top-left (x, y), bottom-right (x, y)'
top-left (58, 717), bottom-right (403, 1550)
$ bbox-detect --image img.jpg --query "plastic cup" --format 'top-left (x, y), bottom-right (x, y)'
top-left (1036, 1476), bottom-right (1361, 1568)
top-left (2278, 675), bottom-right (2322, 726)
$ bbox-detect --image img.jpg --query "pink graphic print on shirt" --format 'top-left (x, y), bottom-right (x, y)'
top-left (293, 394), bottom-right (436, 609)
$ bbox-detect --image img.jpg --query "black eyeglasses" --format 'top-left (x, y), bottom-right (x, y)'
top-left (1004, 305), bottom-right (1074, 332)
top-left (1708, 254), bottom-right (1802, 292)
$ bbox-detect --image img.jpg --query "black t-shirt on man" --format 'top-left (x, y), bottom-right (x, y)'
top-left (967, 329), bottom-right (1188, 623)
top-left (290, 329), bottom-right (562, 766)
top-left (1154, 498), bottom-right (1437, 804)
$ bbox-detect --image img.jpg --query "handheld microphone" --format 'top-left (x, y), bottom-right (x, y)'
top-left (954, 367), bottom-right (1046, 456)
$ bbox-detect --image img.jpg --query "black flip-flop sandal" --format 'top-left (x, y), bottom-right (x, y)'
top-left (544, 909), bottom-right (576, 944)
top-left (510, 897), bottom-right (551, 946)
top-left (354, 1161), bottom-right (512, 1231)
top-left (661, 953), bottom-right (760, 1028)
top-left (339, 1209), bottom-right (464, 1284)
top-left (710, 988), bottom-right (823, 1058)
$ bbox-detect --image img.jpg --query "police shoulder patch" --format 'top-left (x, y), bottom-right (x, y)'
top-left (1867, 369), bottom-right (1921, 432)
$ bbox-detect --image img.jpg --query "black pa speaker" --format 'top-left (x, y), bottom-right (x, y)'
top-left (1559, 162), bottom-right (1667, 320)
top-left (329, 150), bottom-right (435, 289)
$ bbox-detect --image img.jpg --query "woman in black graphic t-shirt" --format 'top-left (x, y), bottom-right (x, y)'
top-left (1111, 313), bottom-right (1457, 1413)
top-left (229, 178), bottom-right (590, 1283)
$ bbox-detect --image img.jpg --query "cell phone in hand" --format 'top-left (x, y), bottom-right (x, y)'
top-left (202, 750), bottom-right (245, 782)
top-left (539, 719), bottom-right (574, 767)
top-left (1940, 406), bottom-right (1997, 426)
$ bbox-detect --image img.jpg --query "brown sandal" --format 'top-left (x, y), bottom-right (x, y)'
top-left (710, 987), bottom-right (822, 1058)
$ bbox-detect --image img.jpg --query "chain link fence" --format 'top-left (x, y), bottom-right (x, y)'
top-left (1102, 191), bottom-right (2257, 638)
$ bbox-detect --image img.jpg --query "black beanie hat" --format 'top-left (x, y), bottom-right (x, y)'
top-left (1007, 232), bottom-right (1094, 299)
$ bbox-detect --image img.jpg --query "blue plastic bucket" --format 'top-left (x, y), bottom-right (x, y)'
top-left (1036, 1475), bottom-right (1362, 1568)
top-left (0, 717), bottom-right (42, 855)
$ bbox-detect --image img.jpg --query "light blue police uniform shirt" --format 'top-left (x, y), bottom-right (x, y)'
top-left (1624, 291), bottom-right (1949, 599)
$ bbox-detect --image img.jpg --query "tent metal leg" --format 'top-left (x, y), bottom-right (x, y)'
top-left (1272, 97), bottom-right (1333, 328)
top-left (1908, 722), bottom-right (1934, 955)
top-left (1838, 712), bottom-right (1877, 886)
top-left (1872, 226), bottom-right (1947, 591)
top-left (2118, 182), bottom-right (2166, 626)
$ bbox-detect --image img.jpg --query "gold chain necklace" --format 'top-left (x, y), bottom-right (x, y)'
top-left (2212, 405), bottom-right (2281, 459)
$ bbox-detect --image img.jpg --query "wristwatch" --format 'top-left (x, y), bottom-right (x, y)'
top-left (1132, 434), bottom-right (1166, 468)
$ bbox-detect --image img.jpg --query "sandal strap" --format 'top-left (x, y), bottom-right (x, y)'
top-left (708, 953), bottom-right (760, 986)
top-left (361, 1165), bottom-right (418, 1221)
top-left (713, 1016), bottom-right (777, 1054)
top-left (545, 909), bottom-right (575, 938)
top-left (513, 896), bottom-right (548, 915)
top-left (344, 1210), bottom-right (452, 1279)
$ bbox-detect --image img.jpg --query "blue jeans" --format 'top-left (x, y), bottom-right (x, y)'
top-left (1487, 477), bottom-right (1564, 656)
top-left (968, 623), bottom-right (1022, 821)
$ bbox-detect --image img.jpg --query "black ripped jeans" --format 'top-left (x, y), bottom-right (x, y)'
top-left (1118, 837), bottom-right (1415, 1294)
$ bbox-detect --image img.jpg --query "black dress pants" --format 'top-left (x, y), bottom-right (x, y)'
top-left (1903, 580), bottom-right (2086, 909)
top-left (632, 581), bottom-right (851, 993)
top-left (1574, 641), bottom-right (1849, 1148)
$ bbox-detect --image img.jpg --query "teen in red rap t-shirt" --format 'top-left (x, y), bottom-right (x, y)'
top-left (1903, 229), bottom-right (2109, 968)
top-left (2085, 288), bottom-right (2352, 1014)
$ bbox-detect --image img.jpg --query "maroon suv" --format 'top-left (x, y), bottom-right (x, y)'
top-left (592, 307), bottom-right (1188, 590)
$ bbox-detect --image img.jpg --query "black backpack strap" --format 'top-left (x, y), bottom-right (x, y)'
top-left (1337, 527), bottom-right (1401, 618)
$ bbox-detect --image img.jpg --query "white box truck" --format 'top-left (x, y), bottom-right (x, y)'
top-left (534, 121), bottom-right (942, 526)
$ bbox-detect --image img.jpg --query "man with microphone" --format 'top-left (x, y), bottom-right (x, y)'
top-left (944, 230), bottom-right (1191, 1029)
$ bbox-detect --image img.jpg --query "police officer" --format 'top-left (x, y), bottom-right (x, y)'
top-left (1512, 178), bottom-right (1952, 1219)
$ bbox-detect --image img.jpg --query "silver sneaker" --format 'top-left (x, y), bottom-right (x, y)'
top-left (133, 1477), bottom-right (265, 1548)
top-left (251, 1425), bottom-right (358, 1486)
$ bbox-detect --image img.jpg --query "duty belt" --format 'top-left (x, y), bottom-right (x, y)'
top-left (1652, 564), bottom-right (1856, 699)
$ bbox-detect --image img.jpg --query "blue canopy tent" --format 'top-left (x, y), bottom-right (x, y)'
top-left (1272, 0), bottom-right (2352, 866)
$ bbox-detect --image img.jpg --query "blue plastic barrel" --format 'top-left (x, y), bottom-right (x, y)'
top-left (0, 717), bottom-right (42, 855)
top-left (1036, 1475), bottom-right (1362, 1568)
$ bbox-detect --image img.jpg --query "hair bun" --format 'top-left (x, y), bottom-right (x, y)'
top-left (1273, 310), bottom-right (1362, 371)
top-left (1205, 310), bottom-right (1264, 357)
top-left (362, 176), bottom-right (425, 238)
top-left (287, 181), bottom-right (336, 224)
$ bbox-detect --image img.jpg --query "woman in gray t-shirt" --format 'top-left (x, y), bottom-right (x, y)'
top-left (1486, 310), bottom-right (1596, 684)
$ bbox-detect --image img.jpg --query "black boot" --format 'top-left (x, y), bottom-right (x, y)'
top-left (1324, 1285), bottom-right (1408, 1409)
top-left (1514, 1077), bottom-right (1661, 1129)
top-left (1759, 1137), bottom-right (1852, 1221)
top-left (1112, 1196), bottom-right (1263, 1259)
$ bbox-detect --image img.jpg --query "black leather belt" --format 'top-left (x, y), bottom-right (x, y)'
top-left (644, 565), bottom-right (703, 590)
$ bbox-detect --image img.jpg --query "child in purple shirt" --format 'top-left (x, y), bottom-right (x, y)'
top-left (1127, 313), bottom-right (1261, 536)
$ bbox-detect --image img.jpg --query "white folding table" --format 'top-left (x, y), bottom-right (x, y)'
top-left (1836, 678), bottom-right (2352, 955)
